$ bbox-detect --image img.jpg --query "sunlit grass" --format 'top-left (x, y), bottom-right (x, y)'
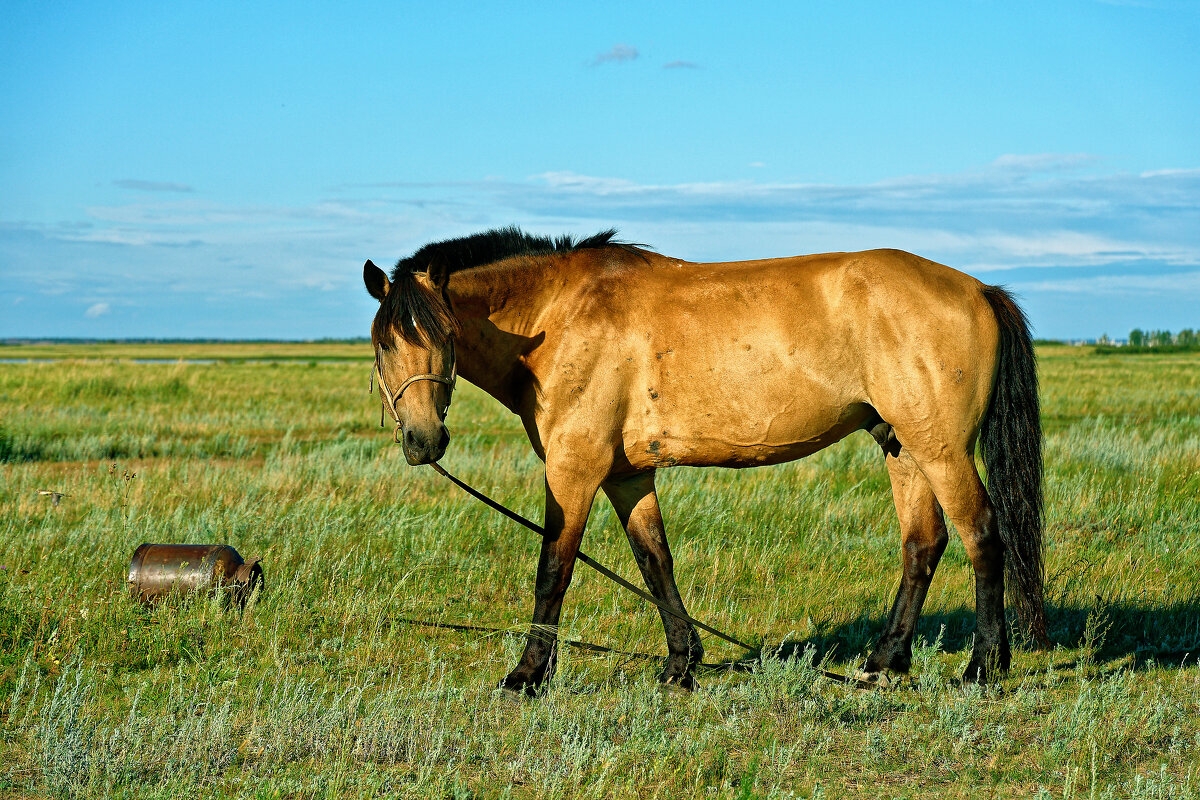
top-left (1, 343), bottom-right (1199, 798)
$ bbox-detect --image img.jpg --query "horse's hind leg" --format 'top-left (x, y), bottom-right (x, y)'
top-left (913, 453), bottom-right (1010, 682)
top-left (864, 448), bottom-right (949, 676)
top-left (603, 472), bottom-right (704, 689)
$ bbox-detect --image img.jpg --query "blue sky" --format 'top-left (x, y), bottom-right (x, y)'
top-left (2, 1), bottom-right (1198, 339)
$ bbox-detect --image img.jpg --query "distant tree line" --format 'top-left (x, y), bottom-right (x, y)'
top-left (1094, 328), bottom-right (1199, 354)
top-left (1125, 328), bottom-right (1197, 347)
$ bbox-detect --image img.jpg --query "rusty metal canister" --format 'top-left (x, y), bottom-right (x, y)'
top-left (128, 543), bottom-right (263, 607)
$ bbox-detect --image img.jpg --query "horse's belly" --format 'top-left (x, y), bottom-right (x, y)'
top-left (624, 403), bottom-right (871, 469)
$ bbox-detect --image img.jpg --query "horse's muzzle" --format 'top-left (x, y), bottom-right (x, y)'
top-left (402, 424), bottom-right (450, 465)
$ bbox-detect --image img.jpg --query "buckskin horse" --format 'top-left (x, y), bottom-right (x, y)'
top-left (362, 227), bottom-right (1046, 694)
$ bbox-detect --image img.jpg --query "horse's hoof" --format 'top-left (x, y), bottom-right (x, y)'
top-left (657, 673), bottom-right (697, 693)
top-left (498, 674), bottom-right (542, 699)
top-left (498, 686), bottom-right (531, 704)
top-left (865, 644), bottom-right (912, 676)
top-left (853, 669), bottom-right (894, 689)
top-left (962, 659), bottom-right (1008, 685)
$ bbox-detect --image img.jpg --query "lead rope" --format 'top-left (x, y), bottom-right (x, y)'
top-left (427, 462), bottom-right (878, 688)
top-left (427, 461), bottom-right (757, 652)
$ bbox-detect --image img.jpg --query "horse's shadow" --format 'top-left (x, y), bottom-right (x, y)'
top-left (711, 598), bottom-right (1200, 674)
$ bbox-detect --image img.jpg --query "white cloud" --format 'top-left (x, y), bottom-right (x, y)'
top-left (29, 160), bottom-right (1200, 276)
top-left (4, 154), bottom-right (1199, 338)
top-left (989, 153), bottom-right (1098, 173)
top-left (7, 154), bottom-right (1196, 325)
top-left (970, 230), bottom-right (1193, 266)
top-left (533, 172), bottom-right (639, 192)
top-left (592, 44), bottom-right (638, 65)
top-left (1140, 167), bottom-right (1200, 178)
top-left (113, 179), bottom-right (194, 193)
top-left (1095, 0), bottom-right (1191, 7)
top-left (1013, 271), bottom-right (1200, 295)
top-left (488, 160), bottom-right (1199, 268)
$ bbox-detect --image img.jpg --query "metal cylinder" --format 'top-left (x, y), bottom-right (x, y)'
top-left (128, 543), bottom-right (263, 607)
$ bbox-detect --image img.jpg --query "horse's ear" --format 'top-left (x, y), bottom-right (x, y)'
top-left (363, 260), bottom-right (389, 301)
top-left (425, 259), bottom-right (450, 289)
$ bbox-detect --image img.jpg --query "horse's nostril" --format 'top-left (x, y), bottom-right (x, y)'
top-left (438, 428), bottom-right (449, 450)
top-left (404, 429), bottom-right (417, 449)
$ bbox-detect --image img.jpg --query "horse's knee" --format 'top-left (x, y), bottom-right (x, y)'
top-left (626, 530), bottom-right (657, 560)
top-left (903, 533), bottom-right (947, 578)
top-left (958, 505), bottom-right (1003, 564)
top-left (532, 576), bottom-right (570, 606)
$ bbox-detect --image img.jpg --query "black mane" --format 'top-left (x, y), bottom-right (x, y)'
top-left (375, 226), bottom-right (636, 348)
top-left (388, 225), bottom-right (629, 282)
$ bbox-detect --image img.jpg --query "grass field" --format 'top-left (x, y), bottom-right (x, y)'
top-left (1, 342), bottom-right (1198, 798)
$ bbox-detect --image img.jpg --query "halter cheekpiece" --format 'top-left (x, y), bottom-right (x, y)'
top-left (370, 340), bottom-right (457, 443)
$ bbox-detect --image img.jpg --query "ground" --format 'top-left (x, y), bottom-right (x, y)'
top-left (1, 342), bottom-right (1198, 799)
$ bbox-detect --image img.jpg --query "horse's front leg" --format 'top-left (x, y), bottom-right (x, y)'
top-left (501, 454), bottom-right (604, 696)
top-left (602, 471), bottom-right (703, 689)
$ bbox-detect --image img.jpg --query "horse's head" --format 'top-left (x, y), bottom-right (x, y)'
top-left (364, 259), bottom-right (459, 465)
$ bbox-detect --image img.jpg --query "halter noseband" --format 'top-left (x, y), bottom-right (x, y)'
top-left (370, 339), bottom-right (457, 443)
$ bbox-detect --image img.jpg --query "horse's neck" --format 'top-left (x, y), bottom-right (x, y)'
top-left (447, 262), bottom-right (556, 411)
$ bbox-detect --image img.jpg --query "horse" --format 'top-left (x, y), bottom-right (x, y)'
top-left (362, 226), bottom-right (1046, 695)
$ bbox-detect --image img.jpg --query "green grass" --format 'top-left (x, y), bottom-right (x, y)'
top-left (1, 343), bottom-right (1199, 798)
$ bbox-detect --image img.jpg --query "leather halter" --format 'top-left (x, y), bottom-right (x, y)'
top-left (371, 339), bottom-right (457, 443)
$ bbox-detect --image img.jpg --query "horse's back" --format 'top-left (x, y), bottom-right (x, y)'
top-left (541, 248), bottom-right (1000, 470)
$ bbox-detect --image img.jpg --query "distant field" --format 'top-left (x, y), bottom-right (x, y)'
top-left (0, 341), bottom-right (372, 362)
top-left (1, 344), bottom-right (1199, 798)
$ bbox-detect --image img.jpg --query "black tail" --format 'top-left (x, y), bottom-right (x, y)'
top-left (980, 286), bottom-right (1048, 646)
